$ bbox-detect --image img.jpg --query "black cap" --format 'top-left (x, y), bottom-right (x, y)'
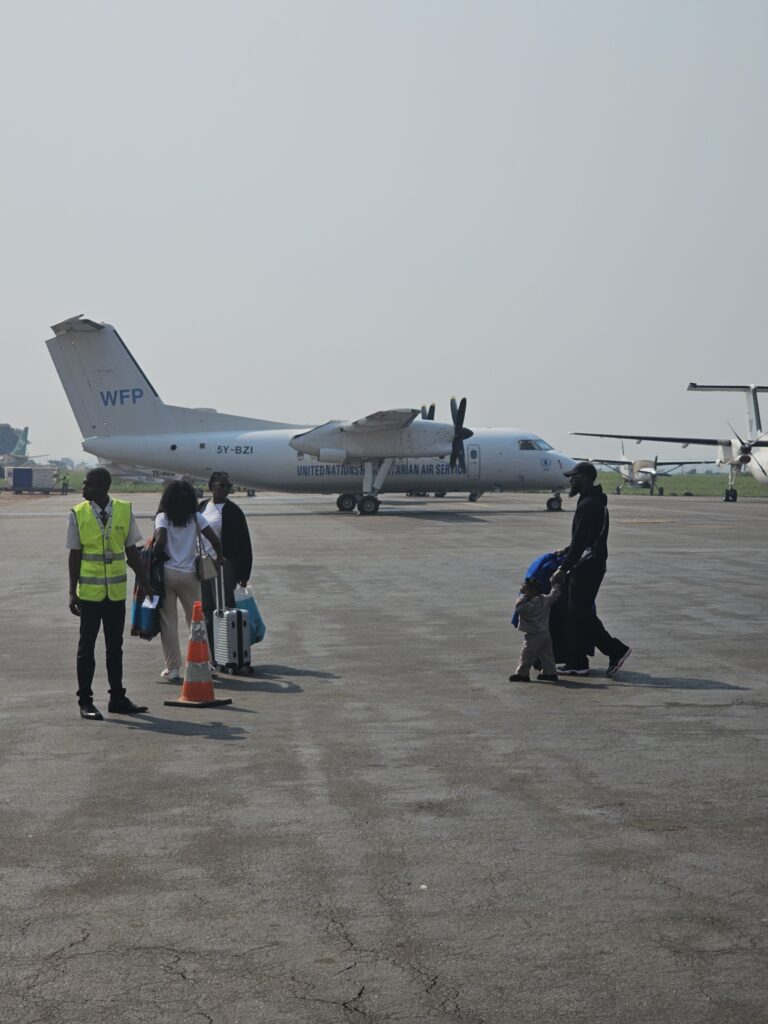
top-left (563, 461), bottom-right (597, 480)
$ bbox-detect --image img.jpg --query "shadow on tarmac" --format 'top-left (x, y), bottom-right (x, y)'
top-left (107, 716), bottom-right (247, 739)
top-left (212, 662), bottom-right (339, 693)
top-left (153, 663), bottom-right (337, 695)
top-left (526, 678), bottom-right (609, 690)
top-left (616, 673), bottom-right (750, 692)
top-left (252, 662), bottom-right (338, 683)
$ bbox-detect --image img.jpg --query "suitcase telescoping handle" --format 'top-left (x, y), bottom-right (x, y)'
top-left (215, 562), bottom-right (227, 614)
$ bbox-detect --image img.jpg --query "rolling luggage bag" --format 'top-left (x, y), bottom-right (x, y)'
top-left (212, 567), bottom-right (252, 674)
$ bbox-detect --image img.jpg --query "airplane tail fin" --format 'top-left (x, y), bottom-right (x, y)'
top-left (687, 383), bottom-right (765, 437)
top-left (11, 427), bottom-right (29, 458)
top-left (46, 315), bottom-right (295, 440)
top-left (46, 316), bottom-right (170, 437)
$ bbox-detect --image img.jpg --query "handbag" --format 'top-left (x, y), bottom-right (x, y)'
top-left (235, 585), bottom-right (266, 644)
top-left (195, 520), bottom-right (218, 581)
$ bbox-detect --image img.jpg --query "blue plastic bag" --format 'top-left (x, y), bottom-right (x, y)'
top-left (511, 551), bottom-right (564, 627)
top-left (130, 596), bottom-right (160, 640)
top-left (235, 586), bottom-right (266, 645)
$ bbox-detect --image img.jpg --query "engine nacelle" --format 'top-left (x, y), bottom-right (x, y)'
top-left (318, 448), bottom-right (348, 464)
top-left (717, 443), bottom-right (734, 467)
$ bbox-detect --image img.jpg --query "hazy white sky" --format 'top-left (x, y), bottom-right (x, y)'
top-left (2, 0), bottom-right (766, 461)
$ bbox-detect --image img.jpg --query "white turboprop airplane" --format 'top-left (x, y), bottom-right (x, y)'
top-left (573, 383), bottom-right (768, 502)
top-left (45, 315), bottom-right (577, 514)
top-left (589, 441), bottom-right (712, 495)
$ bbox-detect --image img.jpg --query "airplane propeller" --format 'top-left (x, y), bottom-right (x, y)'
top-left (449, 396), bottom-right (473, 472)
top-left (727, 422), bottom-right (768, 476)
top-left (420, 403), bottom-right (436, 421)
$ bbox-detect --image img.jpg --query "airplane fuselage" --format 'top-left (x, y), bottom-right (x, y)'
top-left (85, 426), bottom-right (574, 496)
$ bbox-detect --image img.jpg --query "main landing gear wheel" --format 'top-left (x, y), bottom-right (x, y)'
top-left (546, 496), bottom-right (562, 512)
top-left (468, 492), bottom-right (480, 503)
top-left (357, 495), bottom-right (380, 515)
top-left (723, 487), bottom-right (738, 502)
top-left (336, 492), bottom-right (357, 513)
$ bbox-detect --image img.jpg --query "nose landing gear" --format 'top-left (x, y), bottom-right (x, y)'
top-left (546, 494), bottom-right (563, 512)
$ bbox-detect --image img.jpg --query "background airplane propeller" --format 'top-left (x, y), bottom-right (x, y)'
top-left (727, 422), bottom-right (768, 475)
top-left (420, 403), bottom-right (436, 420)
top-left (449, 396), bottom-right (473, 471)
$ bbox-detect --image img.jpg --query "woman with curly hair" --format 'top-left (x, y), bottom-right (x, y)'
top-left (153, 480), bottom-right (222, 681)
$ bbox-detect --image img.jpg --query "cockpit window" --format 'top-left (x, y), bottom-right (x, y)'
top-left (518, 438), bottom-right (554, 451)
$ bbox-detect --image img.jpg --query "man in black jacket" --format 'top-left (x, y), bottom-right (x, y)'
top-left (557, 462), bottom-right (631, 677)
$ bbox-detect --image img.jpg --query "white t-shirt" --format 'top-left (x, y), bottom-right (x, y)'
top-left (155, 511), bottom-right (209, 573)
top-left (200, 500), bottom-right (225, 556)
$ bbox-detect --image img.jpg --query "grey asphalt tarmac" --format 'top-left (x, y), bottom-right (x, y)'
top-left (1, 489), bottom-right (766, 1024)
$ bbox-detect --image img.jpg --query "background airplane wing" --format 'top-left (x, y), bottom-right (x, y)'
top-left (350, 409), bottom-right (420, 431)
top-left (654, 460), bottom-right (714, 467)
top-left (572, 431), bottom-right (726, 447)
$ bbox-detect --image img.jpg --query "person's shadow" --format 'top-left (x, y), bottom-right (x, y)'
top-left (210, 662), bottom-right (339, 694)
top-left (530, 677), bottom-right (609, 690)
top-left (107, 715), bottom-right (247, 739)
top-left (615, 673), bottom-right (750, 692)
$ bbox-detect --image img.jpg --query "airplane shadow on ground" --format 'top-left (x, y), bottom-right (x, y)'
top-left (615, 672), bottom-right (750, 692)
top-left (107, 716), bottom-right (247, 740)
top-left (380, 507), bottom-right (551, 522)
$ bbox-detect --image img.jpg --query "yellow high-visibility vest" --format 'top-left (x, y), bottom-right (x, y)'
top-left (73, 500), bottom-right (132, 601)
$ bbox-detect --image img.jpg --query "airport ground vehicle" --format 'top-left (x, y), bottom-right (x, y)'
top-left (6, 465), bottom-right (57, 494)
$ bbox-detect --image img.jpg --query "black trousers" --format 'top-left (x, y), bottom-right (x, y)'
top-left (76, 599), bottom-right (126, 704)
top-left (563, 561), bottom-right (625, 668)
top-left (200, 559), bottom-right (236, 656)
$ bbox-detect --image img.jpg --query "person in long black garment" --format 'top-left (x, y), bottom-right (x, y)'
top-left (557, 462), bottom-right (631, 677)
top-left (198, 472), bottom-right (253, 655)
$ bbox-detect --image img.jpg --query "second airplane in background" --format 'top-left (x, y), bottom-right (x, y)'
top-left (46, 315), bottom-right (577, 514)
top-left (573, 383), bottom-right (768, 502)
top-left (588, 441), bottom-right (712, 495)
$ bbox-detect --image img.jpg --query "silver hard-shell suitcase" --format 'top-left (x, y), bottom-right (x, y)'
top-left (212, 568), bottom-right (252, 674)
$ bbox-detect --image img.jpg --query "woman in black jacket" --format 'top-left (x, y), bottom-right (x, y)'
top-left (198, 471), bottom-right (253, 654)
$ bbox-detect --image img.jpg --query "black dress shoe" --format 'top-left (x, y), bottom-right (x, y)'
top-left (108, 697), bottom-right (148, 715)
top-left (79, 702), bottom-right (104, 720)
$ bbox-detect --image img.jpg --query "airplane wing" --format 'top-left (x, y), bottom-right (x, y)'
top-left (589, 459), bottom-right (633, 468)
top-left (350, 409), bottom-right (421, 431)
top-left (571, 431), bottom-right (727, 447)
top-left (654, 460), bottom-right (713, 467)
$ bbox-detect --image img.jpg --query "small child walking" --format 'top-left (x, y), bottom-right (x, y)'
top-left (509, 569), bottom-right (563, 683)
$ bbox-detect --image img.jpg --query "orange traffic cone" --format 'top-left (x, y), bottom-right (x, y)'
top-left (164, 601), bottom-right (232, 708)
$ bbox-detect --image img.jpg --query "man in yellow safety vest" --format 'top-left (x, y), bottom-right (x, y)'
top-left (67, 467), bottom-right (154, 720)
